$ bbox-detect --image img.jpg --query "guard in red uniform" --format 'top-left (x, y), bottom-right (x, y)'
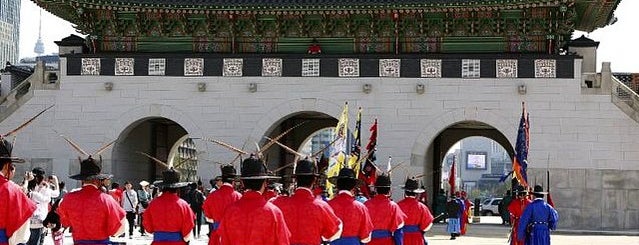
top-left (143, 168), bottom-right (195, 245)
top-left (328, 168), bottom-right (374, 245)
top-left (460, 191), bottom-right (473, 235)
top-left (508, 186), bottom-right (531, 245)
top-left (365, 175), bottom-right (406, 245)
top-left (58, 157), bottom-right (126, 244)
top-left (217, 155), bottom-right (290, 245)
top-left (0, 139), bottom-right (37, 245)
top-left (273, 158), bottom-right (342, 244)
top-left (397, 178), bottom-right (434, 245)
top-left (202, 165), bottom-right (241, 245)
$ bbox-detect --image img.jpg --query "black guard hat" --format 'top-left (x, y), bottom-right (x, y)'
top-left (328, 168), bottom-right (363, 185)
top-left (155, 168), bottom-right (190, 188)
top-left (69, 157), bottom-right (113, 180)
top-left (374, 174), bottom-right (392, 188)
top-left (294, 158), bottom-right (319, 176)
top-left (402, 178), bottom-right (425, 193)
top-left (221, 165), bottom-right (238, 178)
top-left (240, 155), bottom-right (280, 180)
top-left (0, 139), bottom-right (25, 163)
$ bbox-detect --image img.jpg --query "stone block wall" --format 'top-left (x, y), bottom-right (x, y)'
top-left (529, 167), bottom-right (639, 230)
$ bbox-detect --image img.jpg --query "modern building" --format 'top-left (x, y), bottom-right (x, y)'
top-left (0, 0), bottom-right (20, 64)
top-left (1, 0), bottom-right (634, 230)
top-left (443, 137), bottom-right (511, 195)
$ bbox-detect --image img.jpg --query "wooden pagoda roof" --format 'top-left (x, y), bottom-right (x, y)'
top-left (34, 0), bottom-right (620, 32)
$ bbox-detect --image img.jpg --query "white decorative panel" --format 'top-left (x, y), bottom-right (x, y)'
top-left (184, 58), bottom-right (204, 76)
top-left (535, 59), bottom-right (556, 78)
top-left (496, 59), bottom-right (518, 78)
top-left (223, 58), bottom-right (243, 77)
top-left (148, 58), bottom-right (166, 76)
top-left (462, 59), bottom-right (481, 78)
top-left (302, 59), bottom-right (320, 77)
top-left (420, 59), bottom-right (441, 78)
top-left (338, 58), bottom-right (359, 77)
top-left (114, 58), bottom-right (134, 76)
top-left (262, 58), bottom-right (282, 77)
top-left (379, 59), bottom-right (401, 77)
top-left (81, 58), bottom-right (100, 75)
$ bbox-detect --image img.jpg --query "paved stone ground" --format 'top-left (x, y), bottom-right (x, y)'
top-left (44, 222), bottom-right (638, 245)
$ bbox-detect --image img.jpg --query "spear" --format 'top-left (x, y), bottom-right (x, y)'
top-left (546, 154), bottom-right (555, 207)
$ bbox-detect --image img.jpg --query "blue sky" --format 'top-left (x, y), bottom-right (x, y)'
top-left (19, 0), bottom-right (637, 72)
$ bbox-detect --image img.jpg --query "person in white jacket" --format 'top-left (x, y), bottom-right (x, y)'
top-left (26, 168), bottom-right (59, 245)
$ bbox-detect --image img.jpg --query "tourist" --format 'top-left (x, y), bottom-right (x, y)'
top-left (26, 167), bottom-right (59, 245)
top-left (137, 180), bottom-right (151, 236)
top-left (184, 182), bottom-right (205, 238)
top-left (446, 195), bottom-right (461, 240)
top-left (122, 181), bottom-right (138, 239)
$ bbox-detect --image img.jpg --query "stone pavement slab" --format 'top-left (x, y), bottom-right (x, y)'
top-left (44, 222), bottom-right (638, 245)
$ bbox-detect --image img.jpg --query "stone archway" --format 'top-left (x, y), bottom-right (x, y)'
top-left (107, 104), bottom-right (205, 185)
top-left (409, 107), bottom-right (518, 207)
top-left (110, 117), bottom-right (193, 185)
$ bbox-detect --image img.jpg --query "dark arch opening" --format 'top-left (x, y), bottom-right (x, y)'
top-left (112, 117), bottom-right (196, 185)
top-left (426, 120), bottom-right (514, 218)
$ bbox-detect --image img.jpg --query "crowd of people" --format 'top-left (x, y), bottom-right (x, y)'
top-left (0, 112), bottom-right (558, 245)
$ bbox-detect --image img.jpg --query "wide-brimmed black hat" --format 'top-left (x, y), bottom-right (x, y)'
top-left (69, 157), bottom-right (113, 180)
top-left (0, 139), bottom-right (25, 163)
top-left (374, 174), bottom-right (392, 188)
top-left (532, 185), bottom-right (548, 195)
top-left (294, 158), bottom-right (319, 176)
top-left (402, 178), bottom-right (425, 193)
top-left (240, 155), bottom-right (280, 180)
top-left (513, 185), bottom-right (528, 196)
top-left (328, 168), bottom-right (363, 185)
top-left (221, 165), bottom-right (238, 178)
top-left (155, 168), bottom-right (190, 188)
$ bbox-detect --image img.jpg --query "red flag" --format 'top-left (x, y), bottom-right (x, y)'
top-left (448, 157), bottom-right (456, 193)
top-left (547, 193), bottom-right (555, 207)
top-left (359, 119), bottom-right (378, 197)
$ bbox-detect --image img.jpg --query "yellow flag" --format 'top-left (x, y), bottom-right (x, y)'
top-left (327, 102), bottom-right (349, 197)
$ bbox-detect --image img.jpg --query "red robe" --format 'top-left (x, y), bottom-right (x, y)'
top-left (397, 197), bottom-right (434, 245)
top-left (0, 176), bottom-right (37, 245)
top-left (263, 189), bottom-right (277, 202)
top-left (273, 188), bottom-right (342, 244)
top-left (58, 185), bottom-right (126, 243)
top-left (328, 191), bottom-right (373, 244)
top-left (508, 198), bottom-right (532, 245)
top-left (202, 184), bottom-right (241, 245)
top-left (218, 191), bottom-right (290, 245)
top-left (460, 198), bottom-right (473, 235)
top-left (108, 188), bottom-right (123, 205)
top-left (364, 195), bottom-right (406, 245)
top-left (143, 192), bottom-right (195, 245)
